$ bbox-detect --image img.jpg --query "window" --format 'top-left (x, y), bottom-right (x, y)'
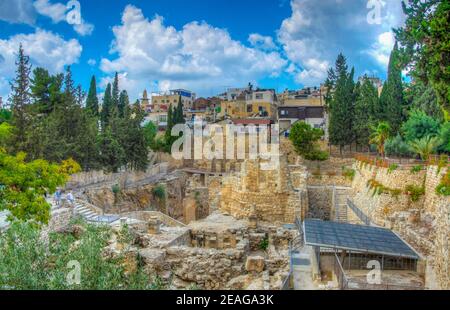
top-left (255, 93), bottom-right (263, 100)
top-left (280, 110), bottom-right (287, 116)
top-left (247, 105), bottom-right (252, 113)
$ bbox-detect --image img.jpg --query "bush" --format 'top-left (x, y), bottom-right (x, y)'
top-left (258, 237), bottom-right (269, 251)
top-left (0, 221), bottom-right (152, 289)
top-left (385, 135), bottom-right (413, 157)
top-left (438, 122), bottom-right (450, 153)
top-left (289, 122), bottom-right (328, 161)
top-left (405, 185), bottom-right (425, 202)
top-left (152, 184), bottom-right (166, 200)
top-left (410, 165), bottom-right (424, 174)
top-left (402, 110), bottom-right (440, 142)
top-left (436, 170), bottom-right (450, 196)
top-left (342, 167), bottom-right (356, 181)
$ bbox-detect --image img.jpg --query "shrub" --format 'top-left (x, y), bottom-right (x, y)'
top-left (404, 185), bottom-right (425, 202)
top-left (402, 109), bottom-right (440, 143)
top-left (342, 167), bottom-right (356, 181)
top-left (436, 170), bottom-right (450, 196)
top-left (259, 237), bottom-right (269, 251)
top-left (385, 135), bottom-right (413, 157)
top-left (289, 121), bottom-right (328, 161)
top-left (387, 164), bottom-right (399, 174)
top-left (408, 136), bottom-right (440, 160)
top-left (0, 221), bottom-right (152, 289)
top-left (438, 122), bottom-right (450, 152)
top-left (410, 165), bottom-right (424, 174)
top-left (152, 184), bottom-right (166, 200)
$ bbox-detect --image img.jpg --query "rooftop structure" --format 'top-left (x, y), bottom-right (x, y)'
top-left (303, 219), bottom-right (419, 259)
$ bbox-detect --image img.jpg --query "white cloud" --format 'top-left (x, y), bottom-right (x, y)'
top-left (0, 0), bottom-right (36, 25)
top-left (73, 19), bottom-right (94, 36)
top-left (0, 0), bottom-right (94, 36)
top-left (100, 5), bottom-right (286, 99)
top-left (0, 29), bottom-right (82, 100)
top-left (87, 58), bottom-right (96, 66)
top-left (33, 0), bottom-right (66, 23)
top-left (277, 0), bottom-right (406, 85)
top-left (248, 34), bottom-right (277, 51)
top-left (365, 31), bottom-right (395, 67)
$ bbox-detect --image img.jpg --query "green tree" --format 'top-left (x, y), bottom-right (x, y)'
top-left (112, 72), bottom-right (120, 109)
top-left (354, 77), bottom-right (379, 146)
top-left (30, 67), bottom-right (52, 114)
top-left (144, 121), bottom-right (158, 150)
top-left (409, 135), bottom-right (440, 160)
top-left (438, 122), bottom-right (450, 153)
top-left (327, 53), bottom-right (355, 152)
top-left (0, 150), bottom-right (76, 224)
top-left (86, 75), bottom-right (99, 117)
top-left (97, 127), bottom-right (125, 173)
top-left (118, 90), bottom-right (129, 118)
top-left (9, 44), bottom-right (32, 152)
top-left (405, 81), bottom-right (444, 121)
top-left (370, 122), bottom-right (391, 157)
top-left (394, 0), bottom-right (450, 116)
top-left (101, 83), bottom-right (113, 127)
top-left (402, 109), bottom-right (440, 142)
top-left (385, 134), bottom-right (413, 157)
top-left (289, 121), bottom-right (328, 161)
top-left (379, 43), bottom-right (406, 134)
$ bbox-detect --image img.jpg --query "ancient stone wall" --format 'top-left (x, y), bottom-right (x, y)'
top-left (219, 158), bottom-right (302, 223)
top-left (349, 161), bottom-right (449, 289)
top-left (307, 186), bottom-right (333, 220)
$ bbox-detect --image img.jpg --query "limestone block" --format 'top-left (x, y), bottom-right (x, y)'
top-left (245, 255), bottom-right (265, 273)
top-left (139, 248), bottom-right (166, 266)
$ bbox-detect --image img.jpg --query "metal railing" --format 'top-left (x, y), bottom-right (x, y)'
top-left (347, 199), bottom-right (371, 225)
top-left (333, 253), bottom-right (423, 290)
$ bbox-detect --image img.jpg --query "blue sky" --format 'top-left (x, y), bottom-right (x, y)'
top-left (0, 0), bottom-right (406, 101)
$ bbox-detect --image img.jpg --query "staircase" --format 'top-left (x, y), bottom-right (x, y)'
top-left (334, 187), bottom-right (350, 222)
top-left (74, 200), bottom-right (103, 222)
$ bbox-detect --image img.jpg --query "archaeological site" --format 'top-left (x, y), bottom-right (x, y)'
top-left (25, 134), bottom-right (447, 291)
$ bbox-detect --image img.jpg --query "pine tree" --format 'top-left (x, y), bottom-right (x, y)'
top-left (118, 90), bottom-right (129, 118)
top-left (97, 127), bottom-right (125, 173)
top-left (30, 67), bottom-right (52, 114)
top-left (10, 44), bottom-right (32, 151)
top-left (379, 43), bottom-right (405, 134)
top-left (86, 75), bottom-right (99, 117)
top-left (354, 77), bottom-right (379, 147)
top-left (101, 83), bottom-right (112, 127)
top-left (175, 95), bottom-right (185, 124)
top-left (327, 53), bottom-right (355, 153)
top-left (112, 72), bottom-right (119, 109)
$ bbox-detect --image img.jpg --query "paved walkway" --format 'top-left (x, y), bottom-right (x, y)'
top-left (292, 245), bottom-right (316, 290)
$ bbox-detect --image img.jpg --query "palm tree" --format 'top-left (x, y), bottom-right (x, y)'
top-left (369, 122), bottom-right (391, 157)
top-left (409, 136), bottom-right (440, 161)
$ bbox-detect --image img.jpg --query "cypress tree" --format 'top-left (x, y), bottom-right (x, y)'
top-left (86, 75), bottom-right (99, 117)
top-left (30, 67), bottom-right (52, 114)
top-left (379, 43), bottom-right (405, 134)
top-left (354, 77), bottom-right (379, 147)
top-left (10, 44), bottom-right (32, 151)
top-left (118, 90), bottom-right (129, 118)
top-left (327, 53), bottom-right (355, 153)
top-left (112, 72), bottom-right (119, 108)
top-left (101, 83), bottom-right (112, 127)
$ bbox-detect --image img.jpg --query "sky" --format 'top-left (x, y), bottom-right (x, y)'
top-left (0, 0), bottom-right (406, 102)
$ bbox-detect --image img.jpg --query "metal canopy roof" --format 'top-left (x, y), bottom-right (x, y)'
top-left (303, 220), bottom-right (419, 259)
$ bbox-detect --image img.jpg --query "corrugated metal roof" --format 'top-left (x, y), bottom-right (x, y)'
top-left (303, 219), bottom-right (419, 259)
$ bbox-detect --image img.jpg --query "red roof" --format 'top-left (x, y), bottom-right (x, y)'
top-left (232, 119), bottom-right (272, 125)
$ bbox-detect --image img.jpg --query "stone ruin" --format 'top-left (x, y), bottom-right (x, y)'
top-left (104, 211), bottom-right (297, 290)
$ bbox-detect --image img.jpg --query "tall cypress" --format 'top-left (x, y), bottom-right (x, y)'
top-left (101, 83), bottom-right (112, 127)
top-left (118, 90), bottom-right (129, 118)
top-left (379, 43), bottom-right (405, 134)
top-left (354, 77), bottom-right (379, 147)
top-left (86, 75), bottom-right (99, 116)
top-left (112, 72), bottom-right (119, 108)
top-left (10, 44), bottom-right (32, 151)
top-left (327, 53), bottom-right (355, 153)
